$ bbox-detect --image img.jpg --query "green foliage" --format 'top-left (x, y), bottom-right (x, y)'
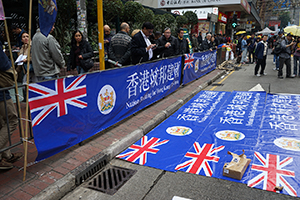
top-left (176, 15), bottom-right (188, 27)
top-left (183, 11), bottom-right (198, 26)
top-left (103, 0), bottom-right (124, 24)
top-left (52, 0), bottom-right (76, 54)
top-left (152, 15), bottom-right (168, 33)
top-left (163, 14), bottom-right (175, 25)
top-left (123, 1), bottom-right (144, 25)
top-left (278, 11), bottom-right (290, 28)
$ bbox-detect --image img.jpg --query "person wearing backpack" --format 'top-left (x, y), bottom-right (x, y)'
top-left (278, 33), bottom-right (296, 79)
top-left (247, 33), bottom-right (256, 64)
top-left (272, 31), bottom-right (284, 71)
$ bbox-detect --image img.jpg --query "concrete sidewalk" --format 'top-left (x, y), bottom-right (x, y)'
top-left (0, 69), bottom-right (226, 200)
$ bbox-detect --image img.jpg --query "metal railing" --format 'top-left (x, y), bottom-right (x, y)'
top-left (0, 48), bottom-right (228, 154)
top-left (0, 84), bottom-right (34, 154)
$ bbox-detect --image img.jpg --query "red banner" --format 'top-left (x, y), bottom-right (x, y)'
top-left (218, 12), bottom-right (227, 24)
top-left (269, 21), bottom-right (281, 27)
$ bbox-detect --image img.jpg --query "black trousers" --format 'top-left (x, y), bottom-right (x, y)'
top-left (248, 49), bottom-right (255, 63)
top-left (255, 56), bottom-right (266, 75)
top-left (278, 57), bottom-right (292, 77)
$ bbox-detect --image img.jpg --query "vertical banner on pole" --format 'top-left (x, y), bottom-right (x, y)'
top-left (0, 0), bottom-right (4, 20)
top-left (38, 0), bottom-right (57, 37)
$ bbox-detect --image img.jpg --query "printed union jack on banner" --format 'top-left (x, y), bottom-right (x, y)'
top-left (175, 142), bottom-right (225, 176)
top-left (117, 136), bottom-right (169, 165)
top-left (28, 75), bottom-right (87, 127)
top-left (184, 54), bottom-right (194, 70)
top-left (248, 151), bottom-right (298, 197)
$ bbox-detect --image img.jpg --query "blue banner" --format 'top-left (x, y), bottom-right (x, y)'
top-left (118, 91), bottom-right (231, 172)
top-left (182, 50), bottom-right (217, 85)
top-left (38, 0), bottom-right (57, 37)
top-left (29, 57), bottom-right (181, 161)
top-left (118, 91), bottom-right (300, 197)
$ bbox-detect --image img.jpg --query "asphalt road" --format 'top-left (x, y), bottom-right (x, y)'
top-left (61, 55), bottom-right (300, 200)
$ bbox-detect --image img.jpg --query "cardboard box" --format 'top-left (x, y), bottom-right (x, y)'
top-left (222, 150), bottom-right (251, 180)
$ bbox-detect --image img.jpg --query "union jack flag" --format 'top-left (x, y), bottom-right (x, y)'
top-left (175, 142), bottom-right (225, 176)
top-left (117, 136), bottom-right (169, 165)
top-left (248, 152), bottom-right (297, 197)
top-left (184, 54), bottom-right (194, 70)
top-left (28, 75), bottom-right (87, 127)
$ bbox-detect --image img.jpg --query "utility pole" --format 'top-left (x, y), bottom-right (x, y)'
top-left (97, 0), bottom-right (105, 70)
top-left (76, 0), bottom-right (88, 39)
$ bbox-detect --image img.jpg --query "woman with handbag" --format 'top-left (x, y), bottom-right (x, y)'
top-left (67, 30), bottom-right (94, 74)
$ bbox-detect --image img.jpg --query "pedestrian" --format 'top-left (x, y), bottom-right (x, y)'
top-left (157, 27), bottom-right (178, 58)
top-left (240, 35), bottom-right (248, 64)
top-left (67, 30), bottom-right (93, 74)
top-left (177, 28), bottom-right (190, 54)
top-left (200, 33), bottom-right (213, 51)
top-left (254, 35), bottom-right (268, 77)
top-left (11, 25), bottom-right (25, 49)
top-left (31, 25), bottom-right (65, 81)
top-left (198, 31), bottom-right (203, 45)
top-left (211, 36), bottom-right (218, 50)
top-left (131, 29), bottom-right (140, 37)
top-left (293, 37), bottom-right (300, 77)
top-left (104, 25), bottom-right (114, 69)
top-left (0, 42), bottom-right (23, 170)
top-left (247, 33), bottom-right (256, 64)
top-left (191, 33), bottom-right (199, 52)
top-left (130, 22), bottom-right (157, 65)
top-left (278, 33), bottom-right (296, 79)
top-left (272, 31), bottom-right (284, 71)
top-left (109, 22), bottom-right (132, 67)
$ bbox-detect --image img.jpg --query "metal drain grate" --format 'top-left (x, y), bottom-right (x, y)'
top-left (85, 166), bottom-right (136, 195)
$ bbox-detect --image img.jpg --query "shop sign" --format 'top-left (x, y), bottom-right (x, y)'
top-left (218, 12), bottom-right (227, 24)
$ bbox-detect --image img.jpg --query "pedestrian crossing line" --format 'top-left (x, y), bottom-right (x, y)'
top-left (209, 70), bottom-right (235, 91)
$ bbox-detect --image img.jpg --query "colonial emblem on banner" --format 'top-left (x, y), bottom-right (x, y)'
top-left (175, 142), bottom-right (225, 176)
top-left (97, 85), bottom-right (116, 115)
top-left (166, 126), bottom-right (192, 136)
top-left (28, 75), bottom-right (87, 127)
top-left (248, 152), bottom-right (297, 196)
top-left (215, 130), bottom-right (245, 141)
top-left (194, 59), bottom-right (199, 73)
top-left (184, 54), bottom-right (194, 70)
top-left (274, 137), bottom-right (300, 152)
top-left (117, 136), bottom-right (169, 165)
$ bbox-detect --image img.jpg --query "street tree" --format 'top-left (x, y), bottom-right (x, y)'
top-left (183, 11), bottom-right (198, 33)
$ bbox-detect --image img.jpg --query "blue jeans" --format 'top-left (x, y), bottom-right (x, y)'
top-left (275, 55), bottom-right (279, 69)
top-left (294, 56), bottom-right (300, 76)
top-left (241, 49), bottom-right (248, 63)
top-left (273, 55), bottom-right (276, 63)
top-left (76, 66), bottom-right (87, 74)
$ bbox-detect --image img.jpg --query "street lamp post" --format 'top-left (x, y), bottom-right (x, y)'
top-left (97, 0), bottom-right (105, 70)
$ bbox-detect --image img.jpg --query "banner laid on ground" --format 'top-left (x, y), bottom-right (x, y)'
top-left (29, 56), bottom-right (181, 161)
top-left (118, 91), bottom-right (300, 197)
top-left (182, 50), bottom-right (217, 85)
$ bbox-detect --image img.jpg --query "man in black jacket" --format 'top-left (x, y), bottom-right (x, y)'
top-left (200, 33), bottom-right (213, 51)
top-left (157, 27), bottom-right (178, 58)
top-left (130, 22), bottom-right (157, 65)
top-left (177, 28), bottom-right (190, 55)
top-left (109, 22), bottom-right (132, 66)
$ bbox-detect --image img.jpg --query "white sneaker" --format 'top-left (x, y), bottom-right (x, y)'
top-left (273, 62), bottom-right (275, 65)
top-left (263, 73), bottom-right (267, 76)
top-left (273, 68), bottom-right (277, 71)
top-left (256, 74), bottom-right (261, 77)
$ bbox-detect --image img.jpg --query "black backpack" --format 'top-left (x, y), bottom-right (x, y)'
top-left (272, 41), bottom-right (282, 55)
